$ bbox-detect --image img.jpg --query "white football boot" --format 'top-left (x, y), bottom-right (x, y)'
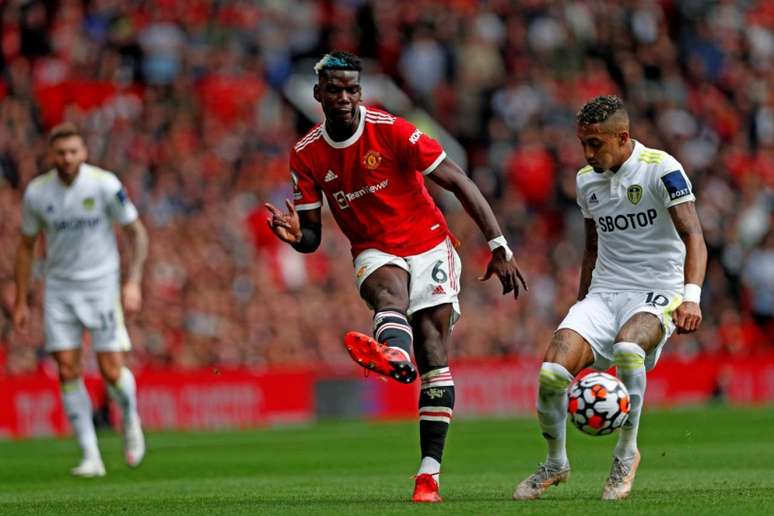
top-left (71, 457), bottom-right (106, 478)
top-left (123, 417), bottom-right (146, 468)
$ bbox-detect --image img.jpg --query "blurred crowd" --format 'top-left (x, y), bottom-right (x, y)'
top-left (0, 0), bottom-right (772, 376)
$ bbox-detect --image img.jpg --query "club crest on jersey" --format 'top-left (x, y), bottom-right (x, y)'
top-left (82, 197), bottom-right (95, 210)
top-left (627, 185), bottom-right (643, 205)
top-left (362, 150), bottom-right (382, 170)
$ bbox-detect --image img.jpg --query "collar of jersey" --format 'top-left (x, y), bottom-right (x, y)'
top-left (54, 163), bottom-right (85, 188)
top-left (604, 140), bottom-right (643, 177)
top-left (321, 105), bottom-right (366, 149)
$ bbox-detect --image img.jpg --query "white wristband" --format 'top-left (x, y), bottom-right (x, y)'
top-left (488, 236), bottom-right (514, 261)
top-left (683, 283), bottom-right (701, 304)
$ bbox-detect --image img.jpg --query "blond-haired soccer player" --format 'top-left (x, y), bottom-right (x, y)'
top-left (13, 123), bottom-right (149, 477)
top-left (514, 96), bottom-right (707, 501)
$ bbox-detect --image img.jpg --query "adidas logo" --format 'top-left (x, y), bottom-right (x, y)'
top-left (589, 193), bottom-right (599, 204)
top-left (432, 285), bottom-right (446, 296)
top-left (324, 170), bottom-right (338, 182)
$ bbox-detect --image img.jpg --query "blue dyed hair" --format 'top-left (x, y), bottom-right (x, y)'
top-left (314, 51), bottom-right (362, 78)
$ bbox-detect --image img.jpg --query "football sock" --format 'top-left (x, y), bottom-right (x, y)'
top-left (61, 378), bottom-right (101, 461)
top-left (373, 309), bottom-right (413, 356)
top-left (417, 367), bottom-right (455, 485)
top-left (537, 362), bottom-right (574, 468)
top-left (107, 367), bottom-right (139, 426)
top-left (613, 341), bottom-right (646, 461)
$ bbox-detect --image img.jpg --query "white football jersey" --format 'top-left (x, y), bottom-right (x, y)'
top-left (576, 140), bottom-right (695, 294)
top-left (21, 163), bottom-right (138, 281)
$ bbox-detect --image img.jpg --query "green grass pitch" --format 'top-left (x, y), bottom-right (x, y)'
top-left (1, 406), bottom-right (772, 515)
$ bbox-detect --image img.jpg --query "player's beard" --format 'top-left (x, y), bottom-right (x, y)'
top-left (56, 161), bottom-right (82, 183)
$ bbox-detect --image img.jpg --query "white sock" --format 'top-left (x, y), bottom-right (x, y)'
top-left (613, 341), bottom-right (646, 461)
top-left (537, 362), bottom-right (574, 468)
top-left (61, 378), bottom-right (101, 461)
top-left (417, 456), bottom-right (441, 486)
top-left (107, 367), bottom-right (139, 426)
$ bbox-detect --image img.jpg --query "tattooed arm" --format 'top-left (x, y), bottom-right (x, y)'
top-left (577, 218), bottom-right (598, 301)
top-left (668, 201), bottom-right (707, 333)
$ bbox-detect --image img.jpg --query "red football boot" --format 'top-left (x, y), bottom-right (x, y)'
top-left (343, 331), bottom-right (417, 384)
top-left (412, 473), bottom-right (442, 503)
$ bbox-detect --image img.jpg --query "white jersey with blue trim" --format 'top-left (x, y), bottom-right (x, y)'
top-left (576, 140), bottom-right (695, 294)
top-left (21, 163), bottom-right (138, 281)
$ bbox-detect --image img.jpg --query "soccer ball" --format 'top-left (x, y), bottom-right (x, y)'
top-left (568, 372), bottom-right (630, 436)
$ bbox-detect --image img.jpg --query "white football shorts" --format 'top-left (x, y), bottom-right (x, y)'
top-left (557, 290), bottom-right (682, 371)
top-left (353, 237), bottom-right (461, 325)
top-left (43, 273), bottom-right (131, 353)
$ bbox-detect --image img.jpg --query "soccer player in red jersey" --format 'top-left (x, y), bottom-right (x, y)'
top-left (266, 51), bottom-right (527, 502)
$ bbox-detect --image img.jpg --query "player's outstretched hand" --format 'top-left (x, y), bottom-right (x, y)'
top-left (265, 200), bottom-right (302, 244)
top-left (478, 249), bottom-right (528, 299)
top-left (123, 281), bottom-right (142, 314)
top-left (673, 301), bottom-right (701, 334)
top-left (12, 303), bottom-right (29, 333)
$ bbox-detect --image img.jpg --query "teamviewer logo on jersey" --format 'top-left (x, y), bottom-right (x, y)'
top-left (333, 191), bottom-right (350, 210)
top-left (324, 170), bottom-right (338, 182)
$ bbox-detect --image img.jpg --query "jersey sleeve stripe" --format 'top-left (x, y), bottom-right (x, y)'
top-left (421, 151), bottom-right (447, 175)
top-left (295, 201), bottom-right (322, 211)
top-left (294, 128), bottom-right (322, 151)
top-left (365, 110), bottom-right (396, 121)
top-left (577, 165), bottom-right (593, 176)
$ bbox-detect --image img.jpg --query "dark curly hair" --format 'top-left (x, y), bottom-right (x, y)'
top-left (576, 95), bottom-right (627, 126)
top-left (314, 51), bottom-right (362, 79)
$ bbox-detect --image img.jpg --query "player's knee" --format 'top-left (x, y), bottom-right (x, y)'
top-left (57, 361), bottom-right (82, 382)
top-left (414, 323), bottom-right (447, 369)
top-left (97, 358), bottom-right (123, 384)
top-left (370, 288), bottom-right (408, 311)
top-left (616, 313), bottom-right (661, 345)
top-left (544, 330), bottom-right (592, 374)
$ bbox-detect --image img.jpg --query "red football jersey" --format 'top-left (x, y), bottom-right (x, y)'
top-left (290, 105), bottom-right (450, 257)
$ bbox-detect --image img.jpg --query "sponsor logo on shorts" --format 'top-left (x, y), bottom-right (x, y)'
top-left (432, 285), bottom-right (446, 296)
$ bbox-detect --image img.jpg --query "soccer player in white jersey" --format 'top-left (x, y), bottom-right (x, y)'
top-left (514, 96), bottom-right (707, 501)
top-left (13, 123), bottom-right (149, 477)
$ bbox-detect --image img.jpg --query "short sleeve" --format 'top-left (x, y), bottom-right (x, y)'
top-left (576, 178), bottom-right (591, 218)
top-left (390, 117), bottom-right (446, 175)
top-left (20, 189), bottom-right (42, 236)
top-left (104, 174), bottom-right (139, 225)
top-left (655, 157), bottom-right (695, 208)
top-left (290, 149), bottom-right (322, 211)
